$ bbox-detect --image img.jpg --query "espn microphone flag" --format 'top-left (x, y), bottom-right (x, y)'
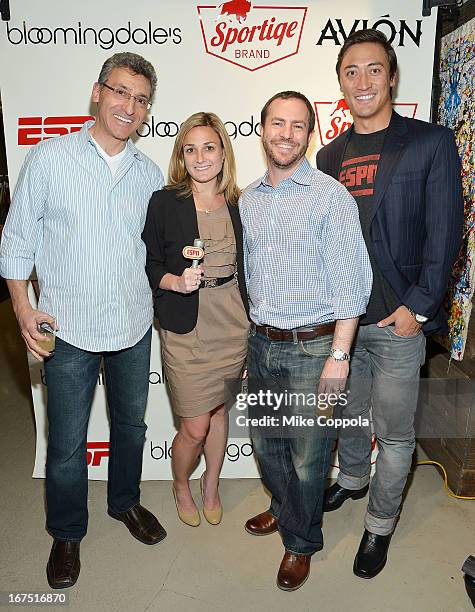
top-left (182, 239), bottom-right (205, 268)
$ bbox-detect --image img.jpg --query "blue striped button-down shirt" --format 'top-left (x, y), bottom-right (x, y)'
top-left (0, 120), bottom-right (164, 351)
top-left (239, 158), bottom-right (372, 329)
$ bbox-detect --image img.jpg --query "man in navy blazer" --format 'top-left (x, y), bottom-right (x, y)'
top-left (317, 29), bottom-right (463, 579)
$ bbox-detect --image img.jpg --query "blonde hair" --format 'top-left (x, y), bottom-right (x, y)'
top-left (167, 112), bottom-right (240, 206)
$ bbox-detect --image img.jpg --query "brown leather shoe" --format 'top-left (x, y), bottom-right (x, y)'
top-left (277, 551), bottom-right (311, 591)
top-left (46, 540), bottom-right (80, 590)
top-left (245, 511), bottom-right (278, 536)
top-left (108, 503), bottom-right (167, 545)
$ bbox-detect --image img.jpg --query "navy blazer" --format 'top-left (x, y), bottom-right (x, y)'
top-left (142, 187), bottom-right (249, 333)
top-left (316, 111), bottom-right (463, 335)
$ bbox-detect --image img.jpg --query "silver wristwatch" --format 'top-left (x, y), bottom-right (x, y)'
top-left (330, 348), bottom-right (350, 362)
top-left (407, 307), bottom-right (429, 324)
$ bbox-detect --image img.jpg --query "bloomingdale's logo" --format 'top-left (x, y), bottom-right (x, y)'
top-left (5, 20), bottom-right (182, 49)
top-left (197, 1), bottom-right (308, 71)
top-left (18, 115), bottom-right (262, 145)
top-left (39, 366), bottom-right (166, 386)
top-left (150, 440), bottom-right (254, 462)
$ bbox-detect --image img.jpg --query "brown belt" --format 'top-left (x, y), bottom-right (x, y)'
top-left (253, 322), bottom-right (336, 342)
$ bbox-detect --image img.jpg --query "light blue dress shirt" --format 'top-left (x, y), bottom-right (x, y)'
top-left (239, 158), bottom-right (372, 329)
top-left (0, 120), bottom-right (164, 351)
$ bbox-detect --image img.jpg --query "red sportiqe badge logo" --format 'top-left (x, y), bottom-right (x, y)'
top-left (197, 2), bottom-right (308, 72)
top-left (18, 116), bottom-right (94, 146)
top-left (314, 100), bottom-right (419, 147)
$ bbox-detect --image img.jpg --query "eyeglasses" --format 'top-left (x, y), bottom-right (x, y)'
top-left (100, 82), bottom-right (152, 110)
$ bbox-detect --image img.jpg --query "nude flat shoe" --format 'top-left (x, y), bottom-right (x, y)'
top-left (200, 472), bottom-right (223, 525)
top-left (172, 484), bottom-right (200, 527)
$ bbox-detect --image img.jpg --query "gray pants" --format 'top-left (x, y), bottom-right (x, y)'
top-left (336, 324), bottom-right (426, 536)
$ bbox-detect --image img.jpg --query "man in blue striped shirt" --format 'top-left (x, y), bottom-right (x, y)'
top-left (0, 52), bottom-right (166, 589)
top-left (239, 91), bottom-right (372, 591)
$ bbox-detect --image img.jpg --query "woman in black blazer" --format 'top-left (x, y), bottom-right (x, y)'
top-left (142, 112), bottom-right (249, 527)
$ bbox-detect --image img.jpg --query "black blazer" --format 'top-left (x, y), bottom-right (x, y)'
top-left (316, 111), bottom-right (464, 335)
top-left (142, 187), bottom-right (249, 333)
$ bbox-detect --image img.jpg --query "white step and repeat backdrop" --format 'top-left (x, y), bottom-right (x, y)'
top-left (0, 0), bottom-right (437, 479)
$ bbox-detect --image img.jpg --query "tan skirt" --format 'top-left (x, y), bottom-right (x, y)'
top-left (160, 278), bottom-right (249, 417)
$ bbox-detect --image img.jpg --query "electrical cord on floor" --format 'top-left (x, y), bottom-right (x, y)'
top-left (416, 460), bottom-right (475, 500)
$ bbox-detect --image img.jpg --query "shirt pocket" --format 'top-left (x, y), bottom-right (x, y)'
top-left (118, 196), bottom-right (147, 237)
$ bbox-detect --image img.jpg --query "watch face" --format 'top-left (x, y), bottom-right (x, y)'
top-left (331, 349), bottom-right (349, 360)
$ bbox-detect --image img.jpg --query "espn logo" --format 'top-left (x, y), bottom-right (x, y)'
top-left (182, 245), bottom-right (205, 260)
top-left (86, 441), bottom-right (109, 467)
top-left (18, 115), bottom-right (94, 145)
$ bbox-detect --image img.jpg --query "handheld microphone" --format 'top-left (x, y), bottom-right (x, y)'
top-left (182, 238), bottom-right (205, 268)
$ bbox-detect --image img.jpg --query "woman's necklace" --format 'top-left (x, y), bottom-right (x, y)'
top-left (194, 192), bottom-right (223, 214)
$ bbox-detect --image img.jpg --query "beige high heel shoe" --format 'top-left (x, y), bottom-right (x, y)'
top-left (172, 484), bottom-right (201, 527)
top-left (200, 472), bottom-right (223, 525)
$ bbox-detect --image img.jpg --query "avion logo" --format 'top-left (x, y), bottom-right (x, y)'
top-left (86, 441), bottom-right (109, 467)
top-left (18, 116), bottom-right (93, 146)
top-left (314, 99), bottom-right (418, 147)
top-left (197, 3), bottom-right (307, 71)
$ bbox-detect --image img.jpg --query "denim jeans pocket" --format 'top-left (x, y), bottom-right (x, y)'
top-left (384, 325), bottom-right (426, 366)
top-left (298, 334), bottom-right (333, 357)
top-left (385, 325), bottom-right (422, 339)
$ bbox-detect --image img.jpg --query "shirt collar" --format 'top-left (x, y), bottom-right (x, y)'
top-left (78, 119), bottom-right (144, 161)
top-left (259, 157), bottom-right (313, 188)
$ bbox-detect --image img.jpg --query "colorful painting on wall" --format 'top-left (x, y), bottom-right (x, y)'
top-left (438, 17), bottom-right (475, 360)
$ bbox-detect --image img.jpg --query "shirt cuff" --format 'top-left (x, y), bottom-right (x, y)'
top-left (0, 257), bottom-right (34, 280)
top-left (332, 295), bottom-right (369, 320)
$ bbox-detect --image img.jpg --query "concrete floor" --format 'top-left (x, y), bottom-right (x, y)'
top-left (0, 297), bottom-right (473, 612)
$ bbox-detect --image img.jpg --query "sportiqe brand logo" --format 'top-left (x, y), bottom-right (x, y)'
top-left (18, 116), bottom-right (94, 146)
top-left (197, 2), bottom-right (307, 71)
top-left (314, 100), bottom-right (418, 147)
top-left (86, 442), bottom-right (109, 467)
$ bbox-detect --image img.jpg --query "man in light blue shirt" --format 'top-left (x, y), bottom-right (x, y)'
top-left (0, 52), bottom-right (166, 589)
top-left (239, 91), bottom-right (372, 591)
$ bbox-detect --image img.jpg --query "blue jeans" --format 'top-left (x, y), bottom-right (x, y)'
top-left (336, 324), bottom-right (426, 535)
top-left (247, 329), bottom-right (334, 555)
top-left (44, 327), bottom-right (152, 541)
